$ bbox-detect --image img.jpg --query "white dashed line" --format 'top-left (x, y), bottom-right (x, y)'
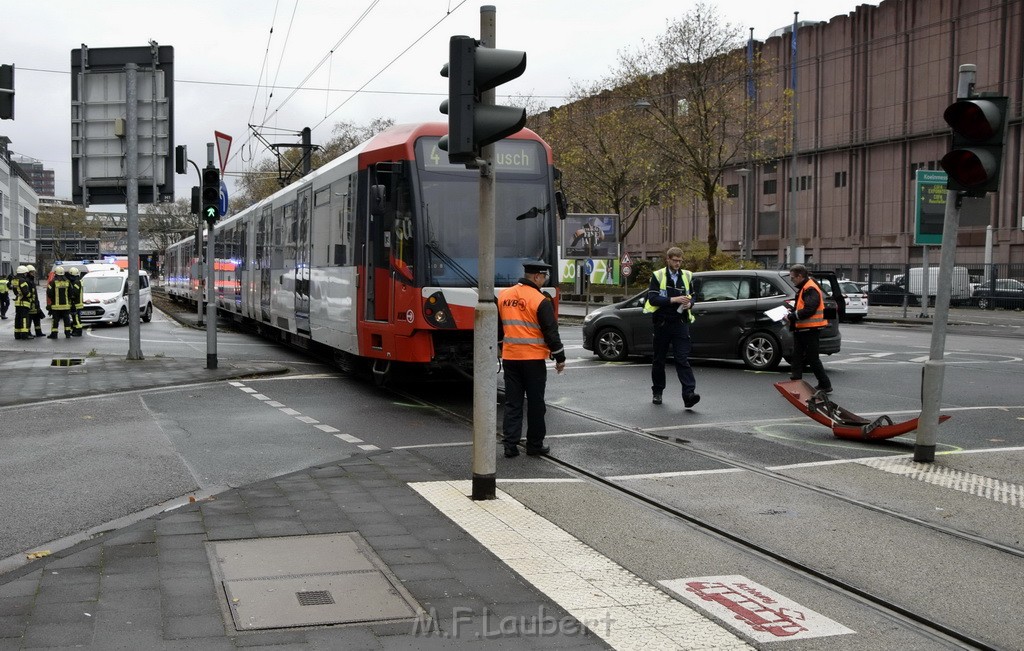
top-left (857, 457), bottom-right (1024, 507)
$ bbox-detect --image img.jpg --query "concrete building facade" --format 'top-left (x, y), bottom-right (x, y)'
top-left (0, 137), bottom-right (39, 276)
top-left (629, 0), bottom-right (1022, 280)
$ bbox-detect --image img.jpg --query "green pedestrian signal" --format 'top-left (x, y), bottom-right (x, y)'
top-left (201, 167), bottom-right (221, 221)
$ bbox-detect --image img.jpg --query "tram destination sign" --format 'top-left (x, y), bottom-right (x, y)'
top-left (422, 138), bottom-right (540, 174)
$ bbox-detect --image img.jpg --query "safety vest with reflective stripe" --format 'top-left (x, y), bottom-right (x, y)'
top-left (13, 278), bottom-right (33, 308)
top-left (0, 278), bottom-right (7, 294)
top-left (48, 278), bottom-right (72, 310)
top-left (69, 278), bottom-right (84, 309)
top-left (642, 267), bottom-right (695, 323)
top-left (795, 278), bottom-right (827, 329)
top-left (498, 283), bottom-right (551, 361)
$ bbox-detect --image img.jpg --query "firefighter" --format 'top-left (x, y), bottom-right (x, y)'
top-left (12, 266), bottom-right (33, 340)
top-left (46, 266), bottom-right (73, 338)
top-left (67, 267), bottom-right (84, 336)
top-left (25, 264), bottom-right (45, 337)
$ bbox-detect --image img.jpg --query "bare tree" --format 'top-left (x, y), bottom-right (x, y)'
top-left (613, 1), bottom-right (787, 257)
top-left (141, 198), bottom-right (199, 254)
top-left (235, 118), bottom-right (395, 207)
top-left (533, 82), bottom-right (676, 243)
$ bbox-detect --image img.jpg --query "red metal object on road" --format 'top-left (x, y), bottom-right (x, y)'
top-left (773, 379), bottom-right (950, 440)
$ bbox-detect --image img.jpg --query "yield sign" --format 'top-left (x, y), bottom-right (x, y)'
top-left (214, 131), bottom-right (232, 172)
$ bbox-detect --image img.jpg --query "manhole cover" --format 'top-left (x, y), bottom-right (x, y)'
top-left (51, 358), bottom-right (85, 367)
top-left (207, 533), bottom-right (421, 631)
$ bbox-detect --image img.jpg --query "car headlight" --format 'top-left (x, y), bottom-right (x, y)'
top-left (103, 296), bottom-right (118, 305)
top-left (583, 312), bottom-right (595, 324)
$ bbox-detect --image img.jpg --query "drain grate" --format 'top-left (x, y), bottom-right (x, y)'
top-left (51, 358), bottom-right (85, 367)
top-left (296, 590), bottom-right (335, 607)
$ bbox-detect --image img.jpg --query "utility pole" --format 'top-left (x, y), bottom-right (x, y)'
top-left (125, 62), bottom-right (143, 360)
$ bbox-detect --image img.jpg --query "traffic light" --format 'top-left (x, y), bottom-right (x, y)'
top-left (439, 35), bottom-right (526, 164)
top-left (0, 64), bottom-right (13, 120)
top-left (175, 145), bottom-right (188, 174)
top-left (201, 167), bottom-right (221, 221)
top-left (939, 95), bottom-right (1008, 197)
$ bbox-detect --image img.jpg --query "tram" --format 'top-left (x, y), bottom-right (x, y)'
top-left (165, 122), bottom-right (565, 382)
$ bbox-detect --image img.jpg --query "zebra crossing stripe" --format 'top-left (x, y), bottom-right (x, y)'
top-left (856, 457), bottom-right (1023, 507)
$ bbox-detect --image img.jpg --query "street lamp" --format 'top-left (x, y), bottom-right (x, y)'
top-left (737, 168), bottom-right (751, 260)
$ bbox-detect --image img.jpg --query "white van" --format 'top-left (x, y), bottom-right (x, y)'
top-left (900, 266), bottom-right (971, 306)
top-left (79, 269), bottom-right (153, 325)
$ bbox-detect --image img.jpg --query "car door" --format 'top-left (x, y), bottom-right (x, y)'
top-left (690, 274), bottom-right (757, 359)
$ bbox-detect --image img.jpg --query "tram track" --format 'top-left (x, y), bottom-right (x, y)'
top-left (393, 385), bottom-right (1009, 650)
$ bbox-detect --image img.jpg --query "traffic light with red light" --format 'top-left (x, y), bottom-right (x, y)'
top-left (0, 64), bottom-right (14, 120)
top-left (201, 167), bottom-right (221, 221)
top-left (439, 35), bottom-right (526, 164)
top-left (940, 96), bottom-right (1008, 197)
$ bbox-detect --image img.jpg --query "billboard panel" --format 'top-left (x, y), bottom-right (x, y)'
top-left (562, 213), bottom-right (618, 259)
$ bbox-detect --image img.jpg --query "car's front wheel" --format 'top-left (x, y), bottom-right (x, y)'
top-left (742, 332), bottom-right (782, 371)
top-left (594, 327), bottom-right (629, 362)
top-left (117, 306), bottom-right (129, 326)
top-left (976, 296), bottom-right (991, 310)
top-left (142, 303), bottom-right (153, 322)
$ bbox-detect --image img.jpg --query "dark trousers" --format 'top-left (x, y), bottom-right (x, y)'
top-left (30, 306), bottom-right (42, 333)
top-left (0, 293), bottom-right (8, 318)
top-left (70, 307), bottom-right (83, 334)
top-left (651, 318), bottom-right (696, 396)
top-left (791, 328), bottom-right (831, 388)
top-left (50, 309), bottom-right (72, 334)
top-left (14, 306), bottom-right (30, 338)
top-left (502, 359), bottom-right (548, 451)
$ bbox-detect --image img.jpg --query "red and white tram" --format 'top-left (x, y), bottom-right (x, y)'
top-left (165, 122), bottom-right (564, 382)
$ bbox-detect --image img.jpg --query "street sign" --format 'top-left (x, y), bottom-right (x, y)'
top-left (219, 181), bottom-right (228, 216)
top-left (621, 252), bottom-right (632, 266)
top-left (214, 130), bottom-right (232, 172)
top-left (914, 170), bottom-right (947, 245)
top-left (585, 258), bottom-right (595, 276)
top-left (622, 265), bottom-right (632, 277)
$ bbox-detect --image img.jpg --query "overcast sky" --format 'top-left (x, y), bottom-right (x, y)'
top-left (0, 0), bottom-right (878, 204)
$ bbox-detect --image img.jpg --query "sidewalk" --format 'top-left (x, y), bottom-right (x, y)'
top-left (0, 448), bottom-right (619, 649)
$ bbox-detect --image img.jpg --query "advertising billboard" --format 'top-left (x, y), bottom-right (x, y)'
top-left (562, 214), bottom-right (618, 259)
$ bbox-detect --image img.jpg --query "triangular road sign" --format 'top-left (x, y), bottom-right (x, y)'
top-left (214, 131), bottom-right (232, 172)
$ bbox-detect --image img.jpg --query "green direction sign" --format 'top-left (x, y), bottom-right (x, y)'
top-left (914, 170), bottom-right (947, 245)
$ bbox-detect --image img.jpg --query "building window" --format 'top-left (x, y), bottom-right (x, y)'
top-left (834, 171), bottom-right (847, 188)
top-left (726, 183), bottom-right (739, 198)
top-left (763, 161), bottom-right (778, 174)
top-left (763, 179), bottom-right (777, 195)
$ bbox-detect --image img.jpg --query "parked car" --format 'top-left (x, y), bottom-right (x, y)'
top-left (866, 283), bottom-right (920, 307)
top-left (581, 269), bottom-right (842, 371)
top-left (836, 280), bottom-right (868, 322)
top-left (972, 279), bottom-right (1024, 310)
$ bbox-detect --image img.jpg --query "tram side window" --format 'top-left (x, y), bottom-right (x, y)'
top-left (391, 172), bottom-right (414, 278)
top-left (333, 174), bottom-right (356, 266)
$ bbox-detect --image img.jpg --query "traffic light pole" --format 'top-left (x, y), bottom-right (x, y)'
top-left (205, 143), bottom-right (218, 370)
top-left (471, 5), bottom-right (498, 501)
top-left (915, 64), bottom-right (975, 462)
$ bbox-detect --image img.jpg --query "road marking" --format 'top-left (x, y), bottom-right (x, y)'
top-left (608, 468), bottom-right (744, 481)
top-left (411, 480), bottom-right (751, 650)
top-left (909, 355), bottom-right (930, 362)
top-left (335, 433), bottom-right (362, 444)
top-left (856, 457), bottom-right (1024, 507)
top-left (315, 424), bottom-right (339, 433)
top-left (278, 407), bottom-right (300, 416)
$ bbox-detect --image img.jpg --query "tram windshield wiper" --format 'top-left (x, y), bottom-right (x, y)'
top-left (426, 240), bottom-right (477, 286)
top-left (515, 205), bottom-right (549, 221)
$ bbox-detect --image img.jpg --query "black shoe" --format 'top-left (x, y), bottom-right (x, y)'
top-left (683, 393), bottom-right (701, 409)
top-left (35, 332), bottom-right (46, 337)
top-left (504, 446), bottom-right (520, 458)
top-left (46, 333), bottom-right (57, 339)
top-left (789, 376), bottom-right (801, 382)
top-left (814, 384), bottom-right (833, 394)
top-left (526, 445), bottom-right (550, 456)
top-left (72, 331), bottom-right (82, 337)
top-left (65, 333), bottom-right (72, 338)
top-left (652, 393), bottom-right (663, 405)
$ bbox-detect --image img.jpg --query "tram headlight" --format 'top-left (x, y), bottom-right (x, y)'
top-left (424, 291), bottom-right (456, 329)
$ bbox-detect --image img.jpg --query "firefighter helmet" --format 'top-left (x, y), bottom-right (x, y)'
top-left (54, 266), bottom-right (65, 275)
top-left (16, 265), bottom-right (28, 274)
top-left (26, 264), bottom-right (35, 273)
top-left (68, 267), bottom-right (81, 276)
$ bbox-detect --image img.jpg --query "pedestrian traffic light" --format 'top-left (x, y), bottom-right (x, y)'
top-left (939, 95), bottom-right (1008, 197)
top-left (201, 167), bottom-right (220, 221)
top-left (175, 145), bottom-right (188, 175)
top-left (438, 35), bottom-right (526, 164)
top-left (0, 64), bottom-right (14, 120)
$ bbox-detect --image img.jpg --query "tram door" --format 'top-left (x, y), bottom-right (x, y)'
top-left (365, 164), bottom-right (397, 323)
top-left (295, 185), bottom-right (312, 333)
top-left (258, 206), bottom-right (272, 322)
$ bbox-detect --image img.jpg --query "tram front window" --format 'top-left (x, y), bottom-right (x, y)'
top-left (416, 138), bottom-right (553, 287)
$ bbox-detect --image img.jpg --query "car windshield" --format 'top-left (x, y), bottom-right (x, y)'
top-left (82, 276), bottom-right (124, 293)
top-left (840, 281), bottom-right (861, 293)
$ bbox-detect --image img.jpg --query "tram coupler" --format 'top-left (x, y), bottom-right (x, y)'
top-left (773, 379), bottom-right (950, 441)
